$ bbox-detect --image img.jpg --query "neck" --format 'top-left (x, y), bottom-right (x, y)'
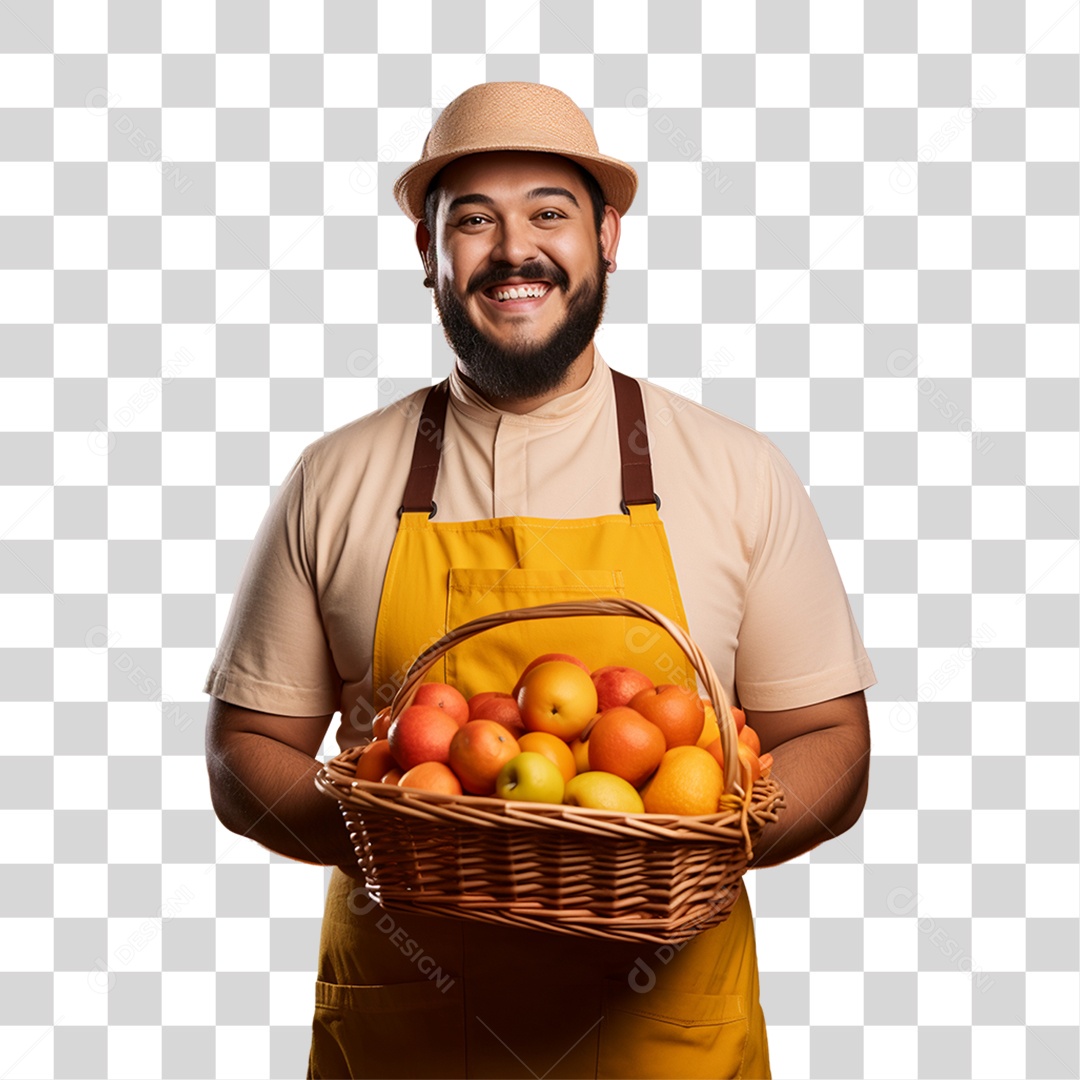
top-left (458, 342), bottom-right (596, 415)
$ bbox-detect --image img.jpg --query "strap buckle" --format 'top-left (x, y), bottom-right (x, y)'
top-left (620, 493), bottom-right (661, 515)
top-left (397, 500), bottom-right (438, 520)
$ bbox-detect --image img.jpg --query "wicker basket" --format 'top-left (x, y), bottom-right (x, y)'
top-left (315, 598), bottom-right (785, 944)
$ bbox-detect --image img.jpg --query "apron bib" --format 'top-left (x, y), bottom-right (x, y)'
top-left (308, 369), bottom-right (771, 1079)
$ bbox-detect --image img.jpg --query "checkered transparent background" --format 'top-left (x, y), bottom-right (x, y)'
top-left (1, 1), bottom-right (1079, 1077)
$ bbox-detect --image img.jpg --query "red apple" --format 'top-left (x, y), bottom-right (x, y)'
top-left (411, 682), bottom-right (469, 727)
top-left (387, 704), bottom-right (460, 771)
top-left (469, 692), bottom-right (526, 740)
top-left (590, 665), bottom-right (655, 712)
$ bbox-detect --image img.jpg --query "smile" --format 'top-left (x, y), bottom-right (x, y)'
top-left (479, 281), bottom-right (553, 310)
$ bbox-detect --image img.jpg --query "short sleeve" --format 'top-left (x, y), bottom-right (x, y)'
top-left (202, 453), bottom-right (343, 716)
top-left (733, 439), bottom-right (876, 711)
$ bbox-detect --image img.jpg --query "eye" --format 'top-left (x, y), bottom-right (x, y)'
top-left (458, 214), bottom-right (488, 226)
top-left (537, 210), bottom-right (564, 220)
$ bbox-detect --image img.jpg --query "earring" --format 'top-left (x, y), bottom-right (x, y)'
top-left (423, 276), bottom-right (434, 288)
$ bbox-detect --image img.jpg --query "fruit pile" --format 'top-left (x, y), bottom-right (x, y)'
top-left (358, 654), bottom-right (774, 816)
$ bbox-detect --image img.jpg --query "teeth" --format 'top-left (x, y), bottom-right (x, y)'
top-left (493, 284), bottom-right (549, 301)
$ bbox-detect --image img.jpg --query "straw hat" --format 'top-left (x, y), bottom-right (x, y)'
top-left (393, 81), bottom-right (638, 225)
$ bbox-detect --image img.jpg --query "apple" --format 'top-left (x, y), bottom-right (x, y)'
top-left (494, 752), bottom-right (565, 805)
top-left (563, 771), bottom-right (644, 814)
top-left (468, 691), bottom-right (526, 739)
top-left (511, 652), bottom-right (590, 699)
top-left (591, 665), bottom-right (654, 712)
top-left (387, 704), bottom-right (460, 771)
top-left (448, 720), bottom-right (521, 795)
top-left (412, 682), bottom-right (470, 727)
top-left (725, 704), bottom-right (746, 734)
top-left (372, 707), bottom-right (393, 740)
top-left (517, 661), bottom-right (598, 740)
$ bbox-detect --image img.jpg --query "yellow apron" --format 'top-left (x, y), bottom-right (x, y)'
top-left (308, 369), bottom-right (771, 1079)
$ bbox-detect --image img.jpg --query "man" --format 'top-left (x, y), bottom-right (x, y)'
top-left (205, 81), bottom-right (875, 1079)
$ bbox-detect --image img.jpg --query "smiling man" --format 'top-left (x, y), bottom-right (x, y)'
top-left (419, 150), bottom-right (617, 410)
top-left (204, 81), bottom-right (876, 1080)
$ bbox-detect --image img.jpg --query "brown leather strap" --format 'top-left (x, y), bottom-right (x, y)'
top-left (611, 368), bottom-right (658, 508)
top-left (398, 379), bottom-right (450, 515)
top-left (398, 368), bottom-right (658, 517)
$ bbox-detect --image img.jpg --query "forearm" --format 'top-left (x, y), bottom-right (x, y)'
top-left (747, 726), bottom-right (869, 869)
top-left (207, 731), bottom-right (356, 867)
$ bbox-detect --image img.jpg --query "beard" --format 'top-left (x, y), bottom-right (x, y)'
top-left (430, 247), bottom-right (609, 403)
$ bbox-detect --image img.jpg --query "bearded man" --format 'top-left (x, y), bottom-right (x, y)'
top-left (205, 81), bottom-right (875, 1079)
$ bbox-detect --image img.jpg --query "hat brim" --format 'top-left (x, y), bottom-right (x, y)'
top-left (393, 145), bottom-right (638, 226)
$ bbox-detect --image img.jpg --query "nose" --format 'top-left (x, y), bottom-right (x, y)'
top-left (488, 213), bottom-right (539, 269)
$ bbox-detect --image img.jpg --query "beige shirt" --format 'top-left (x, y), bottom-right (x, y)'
top-left (204, 348), bottom-right (876, 748)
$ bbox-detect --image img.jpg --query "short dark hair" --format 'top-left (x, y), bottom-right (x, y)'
top-left (423, 157), bottom-right (607, 256)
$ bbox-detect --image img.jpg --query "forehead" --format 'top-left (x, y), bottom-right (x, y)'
top-left (432, 151), bottom-right (587, 211)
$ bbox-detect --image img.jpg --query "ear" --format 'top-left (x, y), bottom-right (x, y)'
top-left (599, 205), bottom-right (622, 274)
top-left (415, 219), bottom-right (432, 272)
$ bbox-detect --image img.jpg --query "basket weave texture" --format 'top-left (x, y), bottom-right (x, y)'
top-left (316, 598), bottom-right (785, 944)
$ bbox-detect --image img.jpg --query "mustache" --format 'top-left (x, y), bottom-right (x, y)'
top-left (470, 265), bottom-right (568, 294)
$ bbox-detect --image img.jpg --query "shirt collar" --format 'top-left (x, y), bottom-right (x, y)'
top-left (447, 347), bottom-right (611, 426)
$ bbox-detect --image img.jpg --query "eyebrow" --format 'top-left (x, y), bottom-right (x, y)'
top-left (445, 186), bottom-right (582, 217)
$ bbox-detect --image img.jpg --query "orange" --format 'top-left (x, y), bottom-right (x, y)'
top-left (448, 720), bottom-right (521, 795)
top-left (758, 752), bottom-right (774, 778)
top-left (628, 685), bottom-right (705, 747)
top-left (642, 746), bottom-right (722, 816)
top-left (518, 731), bottom-right (576, 783)
top-left (380, 768), bottom-right (403, 785)
top-left (585, 706), bottom-right (666, 788)
top-left (356, 740), bottom-right (397, 782)
top-left (739, 724), bottom-right (761, 756)
top-left (398, 761), bottom-right (463, 795)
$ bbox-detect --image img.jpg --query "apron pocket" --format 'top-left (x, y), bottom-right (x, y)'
top-left (445, 567), bottom-right (627, 699)
top-left (596, 977), bottom-right (749, 1080)
top-left (310, 978), bottom-right (466, 1079)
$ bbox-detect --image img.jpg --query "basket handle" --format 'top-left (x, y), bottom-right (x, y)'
top-left (389, 597), bottom-right (746, 798)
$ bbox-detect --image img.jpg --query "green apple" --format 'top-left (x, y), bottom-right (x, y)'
top-left (494, 752), bottom-right (565, 804)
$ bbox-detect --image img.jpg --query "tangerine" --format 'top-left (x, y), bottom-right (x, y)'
top-left (585, 706), bottom-right (666, 788)
top-left (398, 761), bottom-right (463, 795)
top-left (628, 685), bottom-right (705, 747)
top-left (518, 731), bottom-right (577, 783)
top-left (356, 740), bottom-right (397, 782)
